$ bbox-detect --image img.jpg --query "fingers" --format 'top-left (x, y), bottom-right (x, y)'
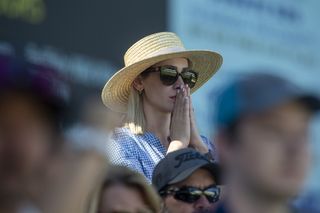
top-left (179, 85), bottom-right (190, 118)
top-left (173, 84), bottom-right (188, 113)
top-left (170, 84), bottom-right (191, 146)
top-left (173, 86), bottom-right (183, 117)
top-left (186, 84), bottom-right (191, 97)
top-left (183, 91), bottom-right (190, 123)
top-left (173, 87), bottom-right (181, 111)
top-left (181, 84), bottom-right (190, 100)
top-left (185, 85), bottom-right (194, 117)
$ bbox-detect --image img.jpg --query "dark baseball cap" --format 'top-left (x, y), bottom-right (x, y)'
top-left (152, 148), bottom-right (221, 192)
top-left (0, 54), bottom-right (70, 110)
top-left (215, 73), bottom-right (320, 129)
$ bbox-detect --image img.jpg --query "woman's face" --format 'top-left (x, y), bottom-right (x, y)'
top-left (139, 57), bottom-right (189, 113)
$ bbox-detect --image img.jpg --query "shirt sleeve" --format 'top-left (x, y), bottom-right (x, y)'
top-left (106, 132), bottom-right (146, 176)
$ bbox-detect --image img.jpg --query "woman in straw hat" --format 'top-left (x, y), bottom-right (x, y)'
top-left (102, 32), bottom-right (222, 182)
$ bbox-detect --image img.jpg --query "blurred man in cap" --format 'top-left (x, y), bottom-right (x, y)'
top-left (152, 148), bottom-right (222, 213)
top-left (0, 55), bottom-right (69, 212)
top-left (212, 73), bottom-right (320, 213)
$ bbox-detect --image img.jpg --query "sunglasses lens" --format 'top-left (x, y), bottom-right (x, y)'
top-left (181, 70), bottom-right (198, 88)
top-left (160, 67), bottom-right (178, 86)
top-left (172, 186), bottom-right (220, 204)
top-left (204, 187), bottom-right (220, 203)
top-left (174, 191), bottom-right (201, 203)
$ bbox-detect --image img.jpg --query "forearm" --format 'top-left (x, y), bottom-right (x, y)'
top-left (167, 140), bottom-right (188, 154)
top-left (189, 135), bottom-right (209, 154)
top-left (167, 136), bottom-right (209, 154)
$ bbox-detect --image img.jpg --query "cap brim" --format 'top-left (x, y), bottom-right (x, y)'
top-left (249, 91), bottom-right (320, 117)
top-left (101, 50), bottom-right (222, 113)
top-left (168, 162), bottom-right (222, 186)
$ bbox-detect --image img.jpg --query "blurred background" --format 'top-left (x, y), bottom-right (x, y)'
top-left (1, 0), bottom-right (319, 210)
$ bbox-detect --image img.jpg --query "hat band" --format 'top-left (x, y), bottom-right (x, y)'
top-left (125, 46), bottom-right (186, 66)
top-left (148, 46), bottom-right (186, 58)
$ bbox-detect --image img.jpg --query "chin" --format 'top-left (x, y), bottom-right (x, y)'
top-left (161, 103), bottom-right (174, 113)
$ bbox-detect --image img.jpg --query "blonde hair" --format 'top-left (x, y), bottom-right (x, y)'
top-left (124, 86), bottom-right (146, 134)
top-left (87, 166), bottom-right (161, 213)
top-left (100, 166), bottom-right (161, 213)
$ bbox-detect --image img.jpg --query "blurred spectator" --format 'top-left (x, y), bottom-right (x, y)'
top-left (80, 94), bottom-right (124, 131)
top-left (95, 165), bottom-right (161, 213)
top-left (0, 55), bottom-right (110, 213)
top-left (152, 148), bottom-right (222, 213)
top-left (0, 54), bottom-right (69, 212)
top-left (66, 85), bottom-right (125, 132)
top-left (30, 110), bottom-right (111, 213)
top-left (66, 93), bottom-right (124, 162)
top-left (212, 73), bottom-right (320, 213)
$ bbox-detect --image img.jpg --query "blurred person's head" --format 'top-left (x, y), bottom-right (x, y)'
top-left (97, 165), bottom-right (161, 213)
top-left (80, 93), bottom-right (125, 131)
top-left (0, 55), bottom-right (69, 204)
top-left (214, 73), bottom-right (320, 200)
top-left (152, 148), bottom-right (222, 213)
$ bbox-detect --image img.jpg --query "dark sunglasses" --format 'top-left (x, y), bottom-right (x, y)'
top-left (160, 185), bottom-right (220, 204)
top-left (143, 65), bottom-right (198, 88)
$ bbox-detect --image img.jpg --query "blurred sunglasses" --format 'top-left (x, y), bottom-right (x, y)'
top-left (160, 185), bottom-right (220, 204)
top-left (143, 65), bottom-right (198, 88)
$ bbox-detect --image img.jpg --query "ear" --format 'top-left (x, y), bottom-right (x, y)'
top-left (132, 76), bottom-right (144, 92)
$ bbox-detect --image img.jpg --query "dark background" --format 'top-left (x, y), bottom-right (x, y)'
top-left (0, 0), bottom-right (167, 82)
top-left (0, 0), bottom-right (167, 121)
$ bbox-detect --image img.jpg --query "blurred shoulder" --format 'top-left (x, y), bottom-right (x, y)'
top-left (110, 127), bottom-right (141, 150)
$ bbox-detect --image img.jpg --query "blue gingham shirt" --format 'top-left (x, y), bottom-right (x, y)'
top-left (107, 127), bottom-right (217, 182)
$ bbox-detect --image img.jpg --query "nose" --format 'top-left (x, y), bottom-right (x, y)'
top-left (194, 195), bottom-right (211, 210)
top-left (173, 76), bottom-right (184, 90)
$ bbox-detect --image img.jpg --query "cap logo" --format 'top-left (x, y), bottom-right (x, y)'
top-left (174, 151), bottom-right (208, 168)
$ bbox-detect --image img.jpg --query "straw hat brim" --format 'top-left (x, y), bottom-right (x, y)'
top-left (102, 50), bottom-right (223, 113)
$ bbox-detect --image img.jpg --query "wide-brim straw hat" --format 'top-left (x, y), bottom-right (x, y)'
top-left (101, 32), bottom-right (223, 113)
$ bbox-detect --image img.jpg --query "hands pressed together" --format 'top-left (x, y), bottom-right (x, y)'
top-left (167, 84), bottom-right (209, 154)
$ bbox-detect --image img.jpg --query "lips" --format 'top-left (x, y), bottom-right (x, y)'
top-left (170, 96), bottom-right (176, 100)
